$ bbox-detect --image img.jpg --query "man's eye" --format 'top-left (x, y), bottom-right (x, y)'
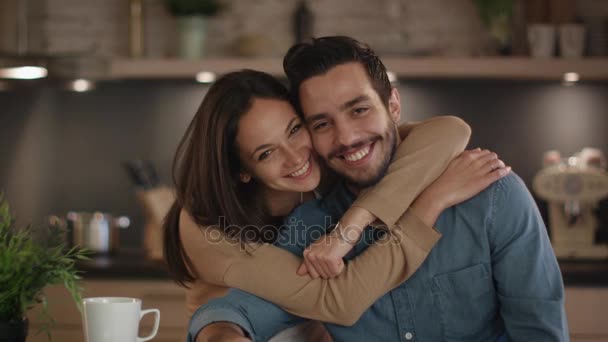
top-left (313, 122), bottom-right (329, 131)
top-left (259, 150), bottom-right (272, 161)
top-left (353, 107), bottom-right (369, 115)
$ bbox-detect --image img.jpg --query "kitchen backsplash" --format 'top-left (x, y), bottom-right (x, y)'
top-left (1, 79), bottom-right (607, 247)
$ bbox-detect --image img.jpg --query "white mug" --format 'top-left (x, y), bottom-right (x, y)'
top-left (528, 24), bottom-right (557, 58)
top-left (559, 24), bottom-right (586, 58)
top-left (82, 297), bottom-right (160, 342)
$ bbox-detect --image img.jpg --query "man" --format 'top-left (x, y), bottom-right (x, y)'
top-left (188, 36), bottom-right (568, 341)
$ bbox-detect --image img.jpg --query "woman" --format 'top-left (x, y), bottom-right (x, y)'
top-left (163, 70), bottom-right (509, 330)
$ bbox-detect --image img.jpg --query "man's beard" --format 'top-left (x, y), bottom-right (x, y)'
top-left (335, 125), bottom-right (398, 189)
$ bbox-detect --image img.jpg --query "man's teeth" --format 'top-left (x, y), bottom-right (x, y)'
top-left (344, 145), bottom-right (371, 162)
top-left (290, 160), bottom-right (310, 177)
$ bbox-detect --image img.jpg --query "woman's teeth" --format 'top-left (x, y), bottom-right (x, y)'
top-left (344, 145), bottom-right (371, 162)
top-left (290, 160), bottom-right (310, 177)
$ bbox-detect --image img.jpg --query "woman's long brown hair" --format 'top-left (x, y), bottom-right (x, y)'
top-left (163, 70), bottom-right (290, 287)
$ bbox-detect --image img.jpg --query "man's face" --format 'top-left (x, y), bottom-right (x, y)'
top-left (298, 62), bottom-right (401, 189)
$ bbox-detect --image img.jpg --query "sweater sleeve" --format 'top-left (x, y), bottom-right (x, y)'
top-left (180, 117), bottom-right (468, 326)
top-left (180, 208), bottom-right (439, 326)
top-left (222, 210), bottom-right (440, 326)
top-left (352, 115), bottom-right (471, 228)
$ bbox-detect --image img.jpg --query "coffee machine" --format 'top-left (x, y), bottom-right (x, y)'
top-left (533, 148), bottom-right (608, 259)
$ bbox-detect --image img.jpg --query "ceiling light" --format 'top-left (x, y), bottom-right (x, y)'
top-left (68, 78), bottom-right (95, 92)
top-left (0, 1), bottom-right (49, 80)
top-left (562, 72), bottom-right (579, 85)
top-left (196, 71), bottom-right (216, 83)
top-left (0, 66), bottom-right (48, 79)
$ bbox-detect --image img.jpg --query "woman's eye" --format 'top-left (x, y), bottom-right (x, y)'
top-left (258, 150), bottom-right (272, 161)
top-left (289, 123), bottom-right (302, 136)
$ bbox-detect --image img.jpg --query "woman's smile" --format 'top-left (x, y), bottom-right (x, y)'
top-left (287, 156), bottom-right (313, 180)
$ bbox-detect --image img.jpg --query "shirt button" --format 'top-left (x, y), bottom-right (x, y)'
top-left (404, 332), bottom-right (414, 340)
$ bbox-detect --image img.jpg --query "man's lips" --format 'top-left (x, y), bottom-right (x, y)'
top-left (335, 141), bottom-right (375, 166)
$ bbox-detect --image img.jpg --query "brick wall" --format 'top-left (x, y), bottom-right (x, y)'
top-left (1, 0), bottom-right (605, 59)
top-left (0, 0), bottom-right (491, 58)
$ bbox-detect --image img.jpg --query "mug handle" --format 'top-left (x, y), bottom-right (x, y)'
top-left (138, 308), bottom-right (160, 342)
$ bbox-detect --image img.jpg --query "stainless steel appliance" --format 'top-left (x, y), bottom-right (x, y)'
top-left (50, 212), bottom-right (130, 254)
top-left (533, 148), bottom-right (608, 259)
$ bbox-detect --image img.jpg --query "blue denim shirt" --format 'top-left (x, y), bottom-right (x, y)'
top-left (188, 174), bottom-right (568, 341)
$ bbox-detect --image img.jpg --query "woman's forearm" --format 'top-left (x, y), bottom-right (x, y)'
top-left (345, 116), bottom-right (470, 231)
top-left (221, 210), bottom-right (439, 326)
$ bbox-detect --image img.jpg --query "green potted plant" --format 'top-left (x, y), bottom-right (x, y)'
top-left (475, 0), bottom-right (514, 55)
top-left (0, 195), bottom-right (88, 342)
top-left (166, 0), bottom-right (224, 59)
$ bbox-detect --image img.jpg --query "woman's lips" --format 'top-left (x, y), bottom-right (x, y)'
top-left (287, 157), bottom-right (313, 180)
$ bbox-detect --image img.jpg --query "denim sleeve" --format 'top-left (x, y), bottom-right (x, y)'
top-left (276, 200), bottom-right (331, 256)
top-left (488, 174), bottom-right (569, 341)
top-left (187, 203), bottom-right (328, 342)
top-left (187, 289), bottom-right (306, 342)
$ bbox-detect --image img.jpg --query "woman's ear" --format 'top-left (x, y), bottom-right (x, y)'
top-left (388, 88), bottom-right (401, 123)
top-left (239, 172), bottom-right (252, 183)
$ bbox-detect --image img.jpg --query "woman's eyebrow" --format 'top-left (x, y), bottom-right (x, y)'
top-left (251, 143), bottom-right (272, 158)
top-left (285, 117), bottom-right (299, 134)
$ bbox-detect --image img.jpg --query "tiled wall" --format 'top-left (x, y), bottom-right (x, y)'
top-left (2, 79), bottom-right (607, 247)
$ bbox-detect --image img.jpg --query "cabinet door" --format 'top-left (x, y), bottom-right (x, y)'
top-left (566, 287), bottom-right (608, 341)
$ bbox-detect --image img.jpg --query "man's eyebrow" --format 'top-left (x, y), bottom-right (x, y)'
top-left (305, 113), bottom-right (328, 124)
top-left (340, 95), bottom-right (370, 111)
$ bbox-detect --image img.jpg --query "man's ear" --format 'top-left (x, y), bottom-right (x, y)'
top-left (239, 172), bottom-right (252, 183)
top-left (388, 88), bottom-right (401, 123)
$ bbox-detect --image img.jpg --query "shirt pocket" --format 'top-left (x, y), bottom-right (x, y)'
top-left (432, 263), bottom-right (499, 341)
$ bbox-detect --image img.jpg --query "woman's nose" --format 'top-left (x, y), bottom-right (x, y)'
top-left (284, 146), bottom-right (305, 167)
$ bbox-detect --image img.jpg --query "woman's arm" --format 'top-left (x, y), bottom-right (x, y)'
top-left (180, 207), bottom-right (439, 326)
top-left (181, 150), bottom-right (509, 326)
top-left (353, 115), bottom-right (471, 228)
top-left (300, 116), bottom-right (471, 278)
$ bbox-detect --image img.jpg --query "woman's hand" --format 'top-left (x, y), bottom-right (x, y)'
top-left (411, 148), bottom-right (511, 227)
top-left (297, 207), bottom-right (374, 279)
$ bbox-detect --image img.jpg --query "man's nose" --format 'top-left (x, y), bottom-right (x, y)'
top-left (334, 119), bottom-right (358, 147)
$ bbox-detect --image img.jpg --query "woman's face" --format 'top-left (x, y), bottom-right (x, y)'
top-left (236, 98), bottom-right (321, 193)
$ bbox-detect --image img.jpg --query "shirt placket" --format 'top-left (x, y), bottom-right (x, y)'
top-left (390, 286), bottom-right (418, 342)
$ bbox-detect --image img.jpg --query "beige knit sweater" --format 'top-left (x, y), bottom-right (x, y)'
top-left (180, 116), bottom-right (471, 325)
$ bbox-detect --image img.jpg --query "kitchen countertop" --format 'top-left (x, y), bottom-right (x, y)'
top-left (77, 249), bottom-right (170, 280)
top-left (558, 259), bottom-right (608, 286)
top-left (78, 250), bottom-right (608, 286)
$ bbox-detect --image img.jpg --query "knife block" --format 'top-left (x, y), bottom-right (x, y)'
top-left (136, 186), bottom-right (175, 260)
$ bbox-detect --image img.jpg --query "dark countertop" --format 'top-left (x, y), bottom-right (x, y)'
top-left (79, 250), bottom-right (608, 286)
top-left (77, 249), bottom-right (170, 280)
top-left (558, 259), bottom-right (608, 286)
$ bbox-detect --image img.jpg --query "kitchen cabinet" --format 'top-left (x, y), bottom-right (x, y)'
top-left (26, 280), bottom-right (187, 342)
top-left (566, 287), bottom-right (608, 342)
top-left (25, 281), bottom-right (608, 341)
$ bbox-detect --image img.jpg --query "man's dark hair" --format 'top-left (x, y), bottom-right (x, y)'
top-left (283, 36), bottom-right (392, 114)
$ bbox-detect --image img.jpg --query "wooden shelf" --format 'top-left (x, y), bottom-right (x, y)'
top-left (107, 57), bottom-right (608, 81)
